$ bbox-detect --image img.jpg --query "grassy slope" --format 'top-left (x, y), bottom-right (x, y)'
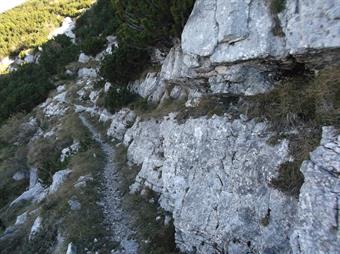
top-left (0, 0), bottom-right (93, 59)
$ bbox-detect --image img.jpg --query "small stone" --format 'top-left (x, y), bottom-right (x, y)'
top-left (49, 169), bottom-right (72, 193)
top-left (164, 215), bottom-right (171, 226)
top-left (12, 172), bottom-right (26, 181)
top-left (29, 216), bottom-right (42, 240)
top-left (15, 212), bottom-right (28, 226)
top-left (68, 198), bottom-right (81, 211)
top-left (78, 53), bottom-right (90, 63)
top-left (66, 242), bottom-right (77, 254)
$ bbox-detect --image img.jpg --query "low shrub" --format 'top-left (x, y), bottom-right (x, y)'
top-left (39, 35), bottom-right (80, 75)
top-left (242, 65), bottom-right (340, 196)
top-left (0, 36), bottom-right (79, 124)
top-left (171, 0), bottom-right (196, 37)
top-left (27, 139), bottom-right (64, 186)
top-left (269, 0), bottom-right (286, 14)
top-left (80, 36), bottom-right (107, 56)
top-left (0, 0), bottom-right (93, 58)
top-left (104, 86), bottom-right (138, 113)
top-left (76, 0), bottom-right (117, 42)
top-left (100, 45), bottom-right (150, 84)
top-left (0, 64), bottom-right (52, 124)
top-left (97, 0), bottom-right (195, 86)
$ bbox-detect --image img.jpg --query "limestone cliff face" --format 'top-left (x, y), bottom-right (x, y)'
top-left (182, 0), bottom-right (340, 63)
top-left (116, 0), bottom-right (340, 253)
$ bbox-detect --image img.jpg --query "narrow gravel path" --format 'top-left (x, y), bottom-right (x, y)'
top-left (79, 114), bottom-right (139, 254)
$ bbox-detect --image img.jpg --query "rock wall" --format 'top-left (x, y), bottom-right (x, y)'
top-left (116, 0), bottom-right (340, 253)
top-left (124, 115), bottom-right (297, 253)
top-left (290, 127), bottom-right (340, 254)
top-left (182, 0), bottom-right (340, 63)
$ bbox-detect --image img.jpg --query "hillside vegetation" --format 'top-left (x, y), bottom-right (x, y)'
top-left (0, 0), bottom-right (195, 124)
top-left (99, 0), bottom-right (195, 112)
top-left (0, 0), bottom-right (93, 58)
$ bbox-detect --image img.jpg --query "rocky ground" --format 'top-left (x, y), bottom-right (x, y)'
top-left (0, 0), bottom-right (339, 253)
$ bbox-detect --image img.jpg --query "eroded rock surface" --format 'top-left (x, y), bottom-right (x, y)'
top-left (122, 114), bottom-right (300, 253)
top-left (182, 0), bottom-right (340, 63)
top-left (290, 127), bottom-right (340, 254)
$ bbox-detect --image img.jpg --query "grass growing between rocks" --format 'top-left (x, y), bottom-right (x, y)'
top-left (0, 111), bottom-right (117, 253)
top-left (267, 0), bottom-right (285, 36)
top-left (114, 145), bottom-right (179, 254)
top-left (130, 94), bottom-right (239, 122)
top-left (269, 0), bottom-right (286, 14)
top-left (38, 145), bottom-right (117, 253)
top-left (241, 65), bottom-right (340, 196)
top-left (0, 114), bottom-right (34, 223)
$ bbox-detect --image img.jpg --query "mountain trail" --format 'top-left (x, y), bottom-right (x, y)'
top-left (79, 114), bottom-right (139, 254)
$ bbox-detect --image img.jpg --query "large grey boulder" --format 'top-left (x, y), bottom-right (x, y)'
top-left (290, 127), bottom-right (340, 254)
top-left (10, 182), bottom-right (47, 206)
top-left (107, 108), bottom-right (136, 141)
top-left (124, 115), bottom-right (297, 253)
top-left (66, 242), bottom-right (77, 254)
top-left (29, 216), bottom-right (43, 240)
top-left (182, 0), bottom-right (340, 63)
top-left (284, 0), bottom-right (340, 54)
top-left (49, 169), bottom-right (72, 194)
top-left (182, 0), bottom-right (218, 56)
top-left (78, 68), bottom-right (97, 78)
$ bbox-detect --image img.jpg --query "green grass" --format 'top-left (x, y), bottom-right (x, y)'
top-left (114, 145), bottom-right (179, 254)
top-left (242, 65), bottom-right (340, 196)
top-left (0, 0), bottom-right (93, 58)
top-left (269, 0), bottom-right (286, 14)
top-left (0, 34), bottom-right (80, 125)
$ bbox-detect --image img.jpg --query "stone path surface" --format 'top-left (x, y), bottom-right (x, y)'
top-left (79, 114), bottom-right (139, 254)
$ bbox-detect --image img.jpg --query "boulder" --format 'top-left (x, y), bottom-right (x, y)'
top-left (78, 53), bottom-right (90, 64)
top-left (29, 216), bottom-right (42, 240)
top-left (290, 127), bottom-right (340, 254)
top-left (49, 169), bottom-right (72, 194)
top-left (66, 242), bottom-right (77, 254)
top-left (124, 115), bottom-right (296, 253)
top-left (78, 68), bottom-right (97, 78)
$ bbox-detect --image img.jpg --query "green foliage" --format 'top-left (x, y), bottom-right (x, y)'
top-left (80, 36), bottom-right (107, 56)
top-left (27, 139), bottom-right (64, 186)
top-left (0, 143), bottom-right (29, 209)
top-left (113, 0), bottom-right (194, 48)
top-left (244, 66), bottom-right (340, 130)
top-left (25, 222), bottom-right (58, 254)
top-left (98, 0), bottom-right (195, 88)
top-left (243, 65), bottom-right (340, 196)
top-left (0, 35), bottom-right (81, 125)
top-left (0, 0), bottom-right (93, 58)
top-left (269, 0), bottom-right (286, 14)
top-left (113, 0), bottom-right (172, 48)
top-left (100, 45), bottom-right (150, 84)
top-left (0, 64), bottom-right (52, 124)
top-left (76, 0), bottom-right (117, 41)
top-left (39, 35), bottom-right (80, 75)
top-left (104, 86), bottom-right (138, 113)
top-left (171, 0), bottom-right (195, 37)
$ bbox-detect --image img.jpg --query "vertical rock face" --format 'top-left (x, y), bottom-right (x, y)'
top-left (182, 0), bottom-right (340, 64)
top-left (182, 0), bottom-right (218, 56)
top-left (123, 115), bottom-right (299, 253)
top-left (284, 0), bottom-right (340, 54)
top-left (119, 0), bottom-right (340, 253)
top-left (290, 127), bottom-right (340, 254)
